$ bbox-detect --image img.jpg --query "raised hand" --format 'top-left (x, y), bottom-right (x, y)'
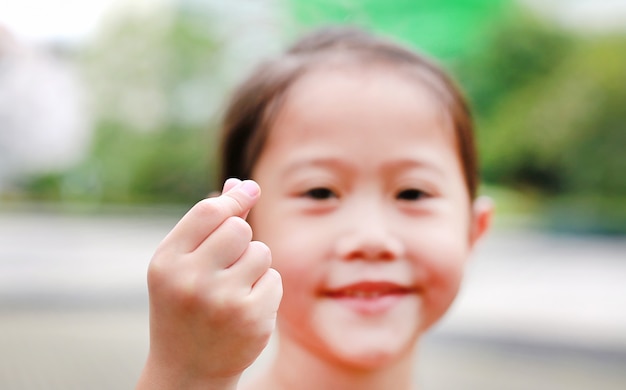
top-left (137, 179), bottom-right (282, 390)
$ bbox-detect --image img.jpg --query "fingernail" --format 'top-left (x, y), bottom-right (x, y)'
top-left (239, 180), bottom-right (260, 197)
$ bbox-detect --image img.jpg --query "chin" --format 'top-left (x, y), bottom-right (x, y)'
top-left (349, 353), bottom-right (398, 370)
top-left (328, 339), bottom-right (416, 371)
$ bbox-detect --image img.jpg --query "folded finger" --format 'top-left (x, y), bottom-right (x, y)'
top-left (161, 180), bottom-right (261, 253)
top-left (193, 216), bottom-right (253, 270)
top-left (225, 241), bottom-right (272, 288)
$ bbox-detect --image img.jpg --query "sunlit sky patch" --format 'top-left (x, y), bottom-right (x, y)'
top-left (1, 0), bottom-right (625, 45)
top-left (0, 0), bottom-right (144, 43)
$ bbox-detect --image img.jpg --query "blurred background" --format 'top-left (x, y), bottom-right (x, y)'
top-left (1, 0), bottom-right (625, 389)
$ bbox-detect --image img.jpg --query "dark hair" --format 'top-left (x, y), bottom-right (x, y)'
top-left (219, 26), bottom-right (478, 199)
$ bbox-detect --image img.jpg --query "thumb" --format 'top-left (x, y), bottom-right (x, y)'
top-left (222, 179), bottom-right (261, 220)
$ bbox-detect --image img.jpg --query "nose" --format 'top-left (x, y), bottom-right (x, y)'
top-left (334, 205), bottom-right (405, 262)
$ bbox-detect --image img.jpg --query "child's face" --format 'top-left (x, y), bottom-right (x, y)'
top-left (249, 67), bottom-right (485, 368)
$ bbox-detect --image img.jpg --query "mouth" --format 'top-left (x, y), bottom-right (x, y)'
top-left (320, 281), bottom-right (417, 315)
top-left (321, 281), bottom-right (416, 299)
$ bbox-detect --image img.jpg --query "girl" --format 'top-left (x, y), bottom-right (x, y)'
top-left (137, 26), bottom-right (492, 390)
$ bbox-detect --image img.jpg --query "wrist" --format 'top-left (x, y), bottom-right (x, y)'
top-left (136, 354), bottom-right (241, 390)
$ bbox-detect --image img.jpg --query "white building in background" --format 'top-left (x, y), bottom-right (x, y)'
top-left (0, 26), bottom-right (91, 192)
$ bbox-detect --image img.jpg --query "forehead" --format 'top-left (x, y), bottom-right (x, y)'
top-left (268, 66), bottom-right (455, 151)
top-left (288, 64), bottom-right (447, 112)
top-left (253, 66), bottom-right (465, 182)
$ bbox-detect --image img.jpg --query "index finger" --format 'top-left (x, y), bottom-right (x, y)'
top-left (160, 179), bottom-right (261, 253)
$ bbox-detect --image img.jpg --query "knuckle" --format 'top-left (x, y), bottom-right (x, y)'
top-left (267, 269), bottom-right (284, 296)
top-left (195, 193), bottom-right (248, 220)
top-left (173, 273), bottom-right (241, 315)
top-left (250, 240), bottom-right (271, 256)
top-left (204, 289), bottom-right (231, 313)
top-left (262, 268), bottom-right (284, 305)
top-left (146, 253), bottom-right (172, 287)
top-left (147, 254), bottom-right (266, 322)
top-left (222, 192), bottom-right (248, 215)
top-left (266, 267), bottom-right (282, 285)
top-left (194, 198), bottom-right (222, 219)
top-left (209, 292), bottom-right (248, 325)
top-left (149, 265), bottom-right (202, 309)
top-left (249, 241), bottom-right (272, 268)
top-left (222, 216), bottom-right (253, 241)
top-left (233, 305), bottom-right (268, 336)
top-left (166, 271), bottom-right (203, 307)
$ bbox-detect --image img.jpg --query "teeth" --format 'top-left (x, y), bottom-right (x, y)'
top-left (325, 286), bottom-right (412, 299)
top-left (346, 290), bottom-right (383, 298)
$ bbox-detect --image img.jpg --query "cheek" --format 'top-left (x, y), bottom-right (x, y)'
top-left (408, 222), bottom-right (470, 327)
top-left (272, 231), bottom-right (321, 284)
top-left (428, 257), bottom-right (465, 305)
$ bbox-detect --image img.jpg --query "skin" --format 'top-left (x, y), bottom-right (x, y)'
top-left (244, 67), bottom-right (491, 390)
top-left (136, 178), bottom-right (282, 390)
top-left (137, 66), bottom-right (491, 390)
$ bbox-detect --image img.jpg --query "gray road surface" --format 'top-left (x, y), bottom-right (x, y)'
top-left (1, 207), bottom-right (625, 389)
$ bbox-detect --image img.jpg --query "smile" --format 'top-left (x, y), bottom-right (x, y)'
top-left (321, 281), bottom-right (416, 316)
top-left (322, 281), bottom-right (416, 299)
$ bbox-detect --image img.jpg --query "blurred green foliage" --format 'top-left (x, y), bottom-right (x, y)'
top-left (456, 9), bottom-right (626, 233)
top-left (25, 3), bottom-right (223, 205)
top-left (287, 0), bottom-right (510, 61)
top-left (18, 2), bottom-right (626, 233)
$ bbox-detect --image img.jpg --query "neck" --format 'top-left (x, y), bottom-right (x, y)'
top-left (248, 336), bottom-right (418, 390)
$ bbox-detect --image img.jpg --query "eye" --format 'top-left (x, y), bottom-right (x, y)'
top-left (396, 188), bottom-right (427, 201)
top-left (304, 187), bottom-right (337, 200)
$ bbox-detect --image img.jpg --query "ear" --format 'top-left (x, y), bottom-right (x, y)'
top-left (469, 196), bottom-right (493, 248)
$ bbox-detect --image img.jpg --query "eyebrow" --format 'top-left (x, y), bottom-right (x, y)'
top-left (280, 156), bottom-right (354, 177)
top-left (281, 156), bottom-right (446, 177)
top-left (380, 157), bottom-right (446, 176)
